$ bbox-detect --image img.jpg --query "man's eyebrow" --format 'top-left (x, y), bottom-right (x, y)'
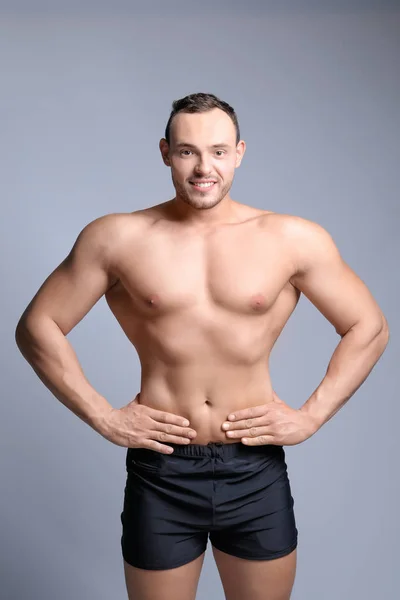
top-left (175, 142), bottom-right (232, 149)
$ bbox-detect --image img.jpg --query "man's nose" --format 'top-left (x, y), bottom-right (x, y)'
top-left (194, 155), bottom-right (212, 174)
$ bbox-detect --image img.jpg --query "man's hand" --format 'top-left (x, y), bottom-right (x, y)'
top-left (97, 393), bottom-right (197, 454)
top-left (221, 391), bottom-right (319, 446)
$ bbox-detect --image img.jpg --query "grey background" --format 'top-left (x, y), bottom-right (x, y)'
top-left (1, 1), bottom-right (398, 598)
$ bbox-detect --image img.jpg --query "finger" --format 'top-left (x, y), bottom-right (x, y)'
top-left (141, 440), bottom-right (175, 454)
top-left (225, 426), bottom-right (271, 439)
top-left (153, 422), bottom-right (197, 439)
top-left (153, 431), bottom-right (194, 445)
top-left (148, 408), bottom-right (190, 428)
top-left (241, 435), bottom-right (276, 446)
top-left (227, 404), bottom-right (269, 422)
top-left (223, 416), bottom-right (270, 431)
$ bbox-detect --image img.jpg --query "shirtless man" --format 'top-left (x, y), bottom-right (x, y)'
top-left (15, 92), bottom-right (389, 600)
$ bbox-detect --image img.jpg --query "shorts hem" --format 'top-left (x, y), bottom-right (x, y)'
top-left (122, 545), bottom-right (207, 571)
top-left (211, 539), bottom-right (298, 562)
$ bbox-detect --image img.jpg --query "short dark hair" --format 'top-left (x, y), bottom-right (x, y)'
top-left (164, 92), bottom-right (240, 146)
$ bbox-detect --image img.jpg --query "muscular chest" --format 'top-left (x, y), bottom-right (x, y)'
top-left (108, 226), bottom-right (294, 317)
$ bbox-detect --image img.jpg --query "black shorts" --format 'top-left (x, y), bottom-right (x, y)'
top-left (120, 441), bottom-right (298, 571)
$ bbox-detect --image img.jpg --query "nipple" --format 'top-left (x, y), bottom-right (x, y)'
top-left (250, 293), bottom-right (266, 311)
top-left (146, 294), bottom-right (160, 308)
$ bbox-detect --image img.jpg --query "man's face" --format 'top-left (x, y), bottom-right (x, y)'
top-left (160, 108), bottom-right (245, 210)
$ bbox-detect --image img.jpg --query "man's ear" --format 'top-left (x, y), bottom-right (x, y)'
top-left (235, 140), bottom-right (246, 168)
top-left (159, 138), bottom-right (171, 167)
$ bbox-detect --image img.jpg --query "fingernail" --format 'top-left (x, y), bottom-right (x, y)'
top-left (183, 420), bottom-right (189, 426)
top-left (228, 414), bottom-right (235, 420)
top-left (222, 423), bottom-right (230, 430)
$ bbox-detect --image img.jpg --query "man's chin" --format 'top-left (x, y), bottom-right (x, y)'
top-left (183, 194), bottom-right (223, 210)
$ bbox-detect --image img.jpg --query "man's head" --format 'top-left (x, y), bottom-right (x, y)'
top-left (160, 93), bottom-right (246, 211)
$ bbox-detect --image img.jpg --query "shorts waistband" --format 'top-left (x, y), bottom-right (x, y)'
top-left (167, 441), bottom-right (283, 459)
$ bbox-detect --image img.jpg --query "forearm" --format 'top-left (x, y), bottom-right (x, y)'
top-left (15, 316), bottom-right (112, 432)
top-left (300, 321), bottom-right (389, 431)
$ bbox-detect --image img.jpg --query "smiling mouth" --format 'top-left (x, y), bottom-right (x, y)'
top-left (189, 181), bottom-right (217, 189)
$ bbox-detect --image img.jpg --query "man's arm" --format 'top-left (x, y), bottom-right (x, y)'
top-left (15, 215), bottom-right (120, 431)
top-left (287, 217), bottom-right (389, 430)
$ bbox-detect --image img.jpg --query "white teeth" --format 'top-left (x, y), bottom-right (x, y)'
top-left (192, 182), bottom-right (215, 187)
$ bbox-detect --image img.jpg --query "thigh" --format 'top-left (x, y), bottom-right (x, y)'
top-left (124, 553), bottom-right (205, 600)
top-left (212, 546), bottom-right (297, 600)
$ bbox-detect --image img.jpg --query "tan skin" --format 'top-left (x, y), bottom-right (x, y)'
top-left (16, 108), bottom-right (388, 600)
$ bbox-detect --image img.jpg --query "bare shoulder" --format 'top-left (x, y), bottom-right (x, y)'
top-left (258, 211), bottom-right (329, 237)
top-left (80, 209), bottom-right (149, 236)
top-left (16, 210), bottom-right (155, 331)
top-left (276, 212), bottom-right (334, 242)
top-left (76, 209), bottom-right (156, 251)
top-left (265, 213), bottom-right (386, 335)
top-left (259, 212), bottom-right (339, 264)
top-left (281, 214), bottom-right (341, 275)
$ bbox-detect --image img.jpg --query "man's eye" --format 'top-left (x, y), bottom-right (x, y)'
top-left (215, 150), bottom-right (225, 156)
top-left (180, 150), bottom-right (192, 156)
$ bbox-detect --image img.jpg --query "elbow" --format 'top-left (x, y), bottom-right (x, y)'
top-left (15, 306), bottom-right (32, 343)
top-left (15, 314), bottom-right (44, 348)
top-left (343, 313), bottom-right (390, 344)
top-left (374, 317), bottom-right (390, 358)
top-left (15, 315), bottom-right (53, 361)
top-left (379, 315), bottom-right (390, 344)
top-left (372, 311), bottom-right (390, 340)
top-left (15, 318), bottom-right (25, 342)
top-left (15, 319), bottom-right (31, 350)
top-left (362, 314), bottom-right (390, 347)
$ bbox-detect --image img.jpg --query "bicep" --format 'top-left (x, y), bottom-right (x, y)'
top-left (288, 219), bottom-right (385, 337)
top-left (18, 217), bottom-right (118, 335)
